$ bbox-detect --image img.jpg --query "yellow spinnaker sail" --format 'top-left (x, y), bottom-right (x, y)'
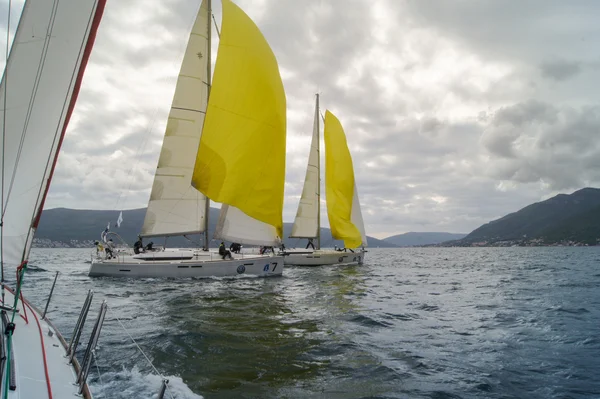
top-left (324, 110), bottom-right (363, 248)
top-left (191, 0), bottom-right (286, 239)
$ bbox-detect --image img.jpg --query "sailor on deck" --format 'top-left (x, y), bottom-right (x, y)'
top-left (219, 242), bottom-right (233, 260)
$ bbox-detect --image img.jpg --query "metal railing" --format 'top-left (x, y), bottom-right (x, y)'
top-left (67, 289), bottom-right (93, 363)
top-left (76, 300), bottom-right (107, 395)
top-left (67, 289), bottom-right (172, 397)
top-left (42, 271), bottom-right (59, 319)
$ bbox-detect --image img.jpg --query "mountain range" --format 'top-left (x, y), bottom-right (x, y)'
top-left (36, 187), bottom-right (599, 249)
top-left (35, 207), bottom-right (395, 248)
top-left (448, 187), bottom-right (600, 246)
top-left (383, 232), bottom-right (466, 247)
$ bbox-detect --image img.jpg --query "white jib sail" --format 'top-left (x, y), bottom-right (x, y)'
top-left (141, 1), bottom-right (210, 237)
top-left (290, 97), bottom-right (320, 239)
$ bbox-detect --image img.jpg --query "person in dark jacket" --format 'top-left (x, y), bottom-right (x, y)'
top-left (219, 242), bottom-right (232, 259)
top-left (133, 236), bottom-right (143, 254)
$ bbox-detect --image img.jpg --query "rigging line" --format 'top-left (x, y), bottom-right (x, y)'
top-left (4, 262), bottom-right (28, 399)
top-left (92, 350), bottom-right (106, 394)
top-left (112, 126), bottom-right (150, 212)
top-left (2, 0), bottom-right (60, 217)
top-left (114, 315), bottom-right (162, 377)
top-left (1, 0), bottom-right (12, 290)
top-left (112, 104), bottom-right (154, 211)
top-left (114, 315), bottom-right (175, 399)
top-left (212, 13), bottom-right (221, 38)
top-left (183, 234), bottom-right (202, 247)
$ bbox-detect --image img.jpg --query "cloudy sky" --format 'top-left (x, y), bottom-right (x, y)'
top-left (4, 0), bottom-right (600, 239)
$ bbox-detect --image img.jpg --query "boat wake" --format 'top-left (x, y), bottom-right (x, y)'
top-left (90, 366), bottom-right (203, 399)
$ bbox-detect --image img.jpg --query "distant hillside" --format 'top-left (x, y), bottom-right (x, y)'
top-left (540, 204), bottom-right (600, 245)
top-left (455, 187), bottom-right (600, 246)
top-left (35, 207), bottom-right (394, 248)
top-left (383, 232), bottom-right (466, 247)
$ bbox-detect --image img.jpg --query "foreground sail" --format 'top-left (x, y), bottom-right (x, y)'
top-left (283, 101), bottom-right (367, 266)
top-left (0, 1), bottom-right (106, 268)
top-left (89, 0), bottom-right (287, 278)
top-left (1, 0), bottom-right (108, 397)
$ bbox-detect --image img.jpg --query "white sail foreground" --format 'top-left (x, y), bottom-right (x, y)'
top-left (0, 0), bottom-right (108, 397)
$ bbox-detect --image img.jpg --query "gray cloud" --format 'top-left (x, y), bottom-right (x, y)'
top-left (482, 101), bottom-right (600, 190)
top-left (403, 1), bottom-right (600, 64)
top-left (540, 59), bottom-right (582, 81)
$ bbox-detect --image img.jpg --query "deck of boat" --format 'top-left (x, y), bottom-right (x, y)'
top-left (1, 287), bottom-right (90, 398)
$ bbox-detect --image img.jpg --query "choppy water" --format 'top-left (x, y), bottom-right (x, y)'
top-left (18, 247), bottom-right (600, 398)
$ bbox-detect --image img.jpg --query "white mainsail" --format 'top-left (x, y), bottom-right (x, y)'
top-left (140, 1), bottom-right (210, 237)
top-left (290, 95), bottom-right (321, 242)
top-left (0, 0), bottom-right (106, 268)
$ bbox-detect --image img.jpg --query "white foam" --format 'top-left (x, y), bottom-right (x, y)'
top-left (90, 366), bottom-right (204, 399)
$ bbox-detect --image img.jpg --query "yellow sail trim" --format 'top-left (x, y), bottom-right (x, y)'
top-left (324, 110), bottom-right (362, 248)
top-left (191, 0), bottom-right (286, 239)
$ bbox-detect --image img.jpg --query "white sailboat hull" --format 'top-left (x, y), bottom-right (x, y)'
top-left (2, 288), bottom-right (91, 398)
top-left (282, 249), bottom-right (366, 266)
top-left (89, 254), bottom-right (285, 278)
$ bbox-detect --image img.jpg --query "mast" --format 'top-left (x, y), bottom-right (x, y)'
top-left (316, 93), bottom-right (321, 250)
top-left (202, 0), bottom-right (212, 251)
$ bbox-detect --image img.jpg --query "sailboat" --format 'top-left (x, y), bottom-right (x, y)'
top-left (89, 0), bottom-right (287, 278)
top-left (0, 0), bottom-right (110, 397)
top-left (284, 97), bottom-right (367, 266)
